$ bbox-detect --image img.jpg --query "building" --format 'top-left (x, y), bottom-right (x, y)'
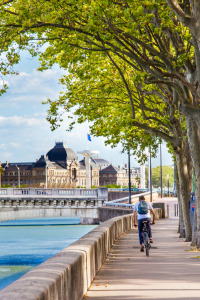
top-left (0, 142), bottom-right (80, 188)
top-left (0, 142), bottom-right (140, 188)
top-left (79, 156), bottom-right (110, 187)
top-left (99, 164), bottom-right (137, 187)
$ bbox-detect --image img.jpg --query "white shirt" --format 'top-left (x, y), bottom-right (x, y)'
top-left (134, 201), bottom-right (153, 220)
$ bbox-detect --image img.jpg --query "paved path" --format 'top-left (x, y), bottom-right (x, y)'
top-left (84, 198), bottom-right (200, 299)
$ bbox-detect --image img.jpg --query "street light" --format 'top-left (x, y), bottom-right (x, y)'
top-left (128, 151), bottom-right (131, 204)
top-left (150, 147), bottom-right (152, 203)
top-left (46, 164), bottom-right (48, 188)
top-left (160, 143), bottom-right (163, 198)
top-left (15, 165), bottom-right (20, 188)
top-left (167, 174), bottom-right (169, 197)
top-left (120, 162), bottom-right (124, 189)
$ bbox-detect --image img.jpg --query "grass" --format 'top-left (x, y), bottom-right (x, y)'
top-left (184, 242), bottom-right (200, 252)
top-left (185, 248), bottom-right (200, 252)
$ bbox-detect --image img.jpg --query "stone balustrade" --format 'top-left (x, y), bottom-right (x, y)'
top-left (0, 197), bottom-right (104, 208)
top-left (0, 187), bottom-right (108, 197)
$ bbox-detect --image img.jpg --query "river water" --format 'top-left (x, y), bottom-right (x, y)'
top-left (0, 217), bottom-right (97, 290)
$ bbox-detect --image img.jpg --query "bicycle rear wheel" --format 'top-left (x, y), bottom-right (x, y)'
top-left (144, 234), bottom-right (150, 257)
top-left (146, 245), bottom-right (149, 257)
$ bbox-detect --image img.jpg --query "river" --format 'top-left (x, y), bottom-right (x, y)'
top-left (0, 217), bottom-right (97, 290)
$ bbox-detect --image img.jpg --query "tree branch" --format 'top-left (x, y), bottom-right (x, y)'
top-left (165, 0), bottom-right (191, 26)
top-left (106, 51), bottom-right (135, 119)
top-left (131, 120), bottom-right (173, 143)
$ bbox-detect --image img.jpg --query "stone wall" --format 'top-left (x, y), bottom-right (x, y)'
top-left (98, 206), bottom-right (162, 222)
top-left (0, 208), bottom-right (164, 300)
top-left (0, 207), bottom-right (100, 224)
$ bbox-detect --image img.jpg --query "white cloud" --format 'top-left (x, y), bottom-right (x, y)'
top-left (1, 152), bottom-right (12, 160)
top-left (0, 80), bottom-right (9, 87)
top-left (0, 144), bottom-right (7, 150)
top-left (0, 115), bottom-right (46, 127)
top-left (10, 142), bottom-right (21, 148)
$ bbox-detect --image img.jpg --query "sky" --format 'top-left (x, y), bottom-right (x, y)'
top-left (0, 50), bottom-right (173, 168)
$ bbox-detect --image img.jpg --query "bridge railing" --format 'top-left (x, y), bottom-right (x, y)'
top-left (0, 187), bottom-right (107, 198)
top-left (0, 187), bottom-right (108, 208)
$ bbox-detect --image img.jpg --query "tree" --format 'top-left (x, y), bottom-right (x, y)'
top-left (44, 49), bottom-right (191, 239)
top-left (0, 0), bottom-right (197, 242)
top-left (152, 165), bottom-right (174, 188)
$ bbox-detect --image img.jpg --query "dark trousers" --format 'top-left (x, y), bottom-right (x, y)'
top-left (138, 218), bottom-right (152, 245)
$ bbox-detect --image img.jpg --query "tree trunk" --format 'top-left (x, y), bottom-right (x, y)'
top-left (175, 150), bottom-right (192, 241)
top-left (186, 117), bottom-right (200, 247)
top-left (185, 139), bottom-right (193, 193)
top-left (175, 163), bottom-right (185, 237)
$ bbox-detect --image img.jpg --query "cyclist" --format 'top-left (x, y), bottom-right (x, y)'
top-left (133, 195), bottom-right (155, 252)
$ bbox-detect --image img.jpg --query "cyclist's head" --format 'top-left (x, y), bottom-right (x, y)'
top-left (139, 195), bottom-right (145, 201)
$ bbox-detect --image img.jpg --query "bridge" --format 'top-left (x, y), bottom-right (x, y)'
top-left (0, 187), bottom-right (108, 224)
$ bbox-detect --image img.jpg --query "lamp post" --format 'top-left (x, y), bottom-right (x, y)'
top-left (15, 165), bottom-right (20, 188)
top-left (150, 147), bottom-right (152, 203)
top-left (174, 161), bottom-right (176, 194)
top-left (167, 174), bottom-right (169, 197)
top-left (120, 162), bottom-right (124, 189)
top-left (160, 143), bottom-right (163, 198)
top-left (128, 151), bottom-right (131, 204)
top-left (46, 164), bottom-right (48, 188)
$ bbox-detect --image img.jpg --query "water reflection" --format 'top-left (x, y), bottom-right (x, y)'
top-left (0, 218), bottom-right (97, 290)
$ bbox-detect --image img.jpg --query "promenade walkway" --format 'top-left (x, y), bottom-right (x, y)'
top-left (84, 198), bottom-right (200, 299)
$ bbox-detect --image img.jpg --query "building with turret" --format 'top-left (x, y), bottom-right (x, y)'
top-left (0, 142), bottom-right (141, 188)
top-left (0, 142), bottom-right (111, 188)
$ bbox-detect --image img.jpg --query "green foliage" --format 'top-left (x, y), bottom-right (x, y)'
top-left (102, 184), bottom-right (121, 188)
top-left (15, 184), bottom-right (28, 188)
top-left (152, 165), bottom-right (174, 188)
top-left (1, 184), bottom-right (13, 188)
top-left (0, 167), bottom-right (4, 175)
top-left (0, 0), bottom-right (190, 164)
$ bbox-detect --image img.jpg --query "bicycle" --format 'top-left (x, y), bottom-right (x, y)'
top-left (142, 221), bottom-right (151, 257)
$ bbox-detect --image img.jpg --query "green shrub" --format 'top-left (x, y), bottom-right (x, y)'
top-left (1, 184), bottom-right (13, 188)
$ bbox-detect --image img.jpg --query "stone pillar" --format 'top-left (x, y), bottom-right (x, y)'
top-left (140, 164), bottom-right (145, 189)
top-left (77, 150), bottom-right (99, 189)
